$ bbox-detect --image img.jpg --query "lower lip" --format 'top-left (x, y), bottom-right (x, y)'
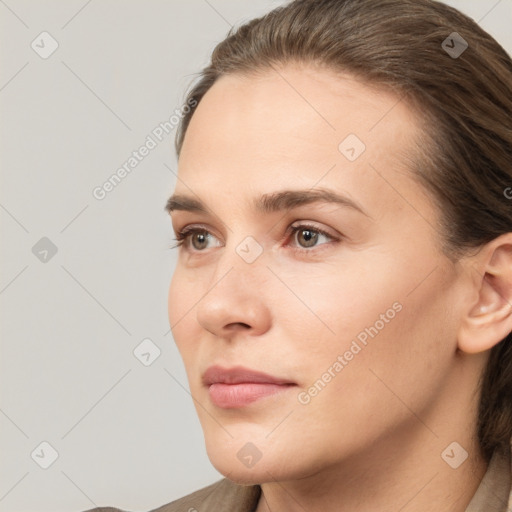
top-left (208, 383), bottom-right (295, 408)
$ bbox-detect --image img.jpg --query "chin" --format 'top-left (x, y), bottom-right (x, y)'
top-left (205, 440), bottom-right (305, 485)
top-left (217, 466), bottom-right (266, 486)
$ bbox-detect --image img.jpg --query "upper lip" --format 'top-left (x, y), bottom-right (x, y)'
top-left (202, 365), bottom-right (295, 386)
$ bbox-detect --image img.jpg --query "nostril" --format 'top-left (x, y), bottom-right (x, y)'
top-left (226, 322), bottom-right (251, 330)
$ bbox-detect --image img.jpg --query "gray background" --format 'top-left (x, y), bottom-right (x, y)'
top-left (0, 1), bottom-right (510, 511)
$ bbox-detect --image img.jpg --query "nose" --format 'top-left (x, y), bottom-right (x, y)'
top-left (196, 255), bottom-right (272, 339)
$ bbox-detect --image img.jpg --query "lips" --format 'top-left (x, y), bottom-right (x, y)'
top-left (203, 365), bottom-right (295, 386)
top-left (203, 365), bottom-right (296, 408)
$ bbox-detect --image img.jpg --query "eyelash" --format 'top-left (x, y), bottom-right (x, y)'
top-left (169, 223), bottom-right (338, 255)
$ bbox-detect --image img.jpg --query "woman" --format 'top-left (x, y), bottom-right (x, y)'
top-left (88, 0), bottom-right (512, 510)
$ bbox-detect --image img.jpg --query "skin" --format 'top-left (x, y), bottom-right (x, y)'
top-left (167, 63), bottom-right (512, 511)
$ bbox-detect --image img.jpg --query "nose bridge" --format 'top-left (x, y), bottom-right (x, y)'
top-left (195, 234), bottom-right (272, 336)
top-left (211, 233), bottom-right (268, 296)
top-left (211, 202), bottom-right (268, 277)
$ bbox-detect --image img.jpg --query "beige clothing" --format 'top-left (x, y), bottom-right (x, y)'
top-left (85, 440), bottom-right (512, 512)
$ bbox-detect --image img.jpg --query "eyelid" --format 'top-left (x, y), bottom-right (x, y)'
top-left (287, 221), bottom-right (338, 241)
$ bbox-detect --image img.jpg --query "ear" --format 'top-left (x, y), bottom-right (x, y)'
top-left (458, 233), bottom-right (512, 354)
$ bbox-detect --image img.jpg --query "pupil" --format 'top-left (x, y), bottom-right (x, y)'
top-left (300, 229), bottom-right (317, 247)
top-left (193, 232), bottom-right (207, 249)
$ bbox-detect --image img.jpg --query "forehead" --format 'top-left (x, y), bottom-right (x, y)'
top-left (175, 63), bottom-right (429, 219)
top-left (179, 64), bottom-right (421, 168)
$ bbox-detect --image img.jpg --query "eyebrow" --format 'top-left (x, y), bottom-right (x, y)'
top-left (165, 188), bottom-right (370, 218)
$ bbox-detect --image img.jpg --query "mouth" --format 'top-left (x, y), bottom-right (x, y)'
top-left (202, 365), bottom-right (297, 409)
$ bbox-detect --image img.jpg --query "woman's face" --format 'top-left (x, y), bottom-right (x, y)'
top-left (167, 64), bottom-right (470, 483)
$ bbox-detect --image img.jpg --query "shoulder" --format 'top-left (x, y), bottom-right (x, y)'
top-left (82, 478), bottom-right (261, 512)
top-left (151, 478), bottom-right (260, 511)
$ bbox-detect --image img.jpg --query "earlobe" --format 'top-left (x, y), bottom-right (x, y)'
top-left (457, 236), bottom-right (512, 355)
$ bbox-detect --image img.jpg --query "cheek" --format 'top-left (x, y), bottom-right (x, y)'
top-left (167, 272), bottom-right (180, 327)
top-left (167, 269), bottom-right (199, 354)
top-left (276, 258), bottom-right (402, 348)
top-left (340, 267), bottom-right (456, 408)
top-left (284, 249), bottom-right (455, 388)
top-left (168, 264), bottom-right (200, 320)
top-left (281, 264), bottom-right (457, 455)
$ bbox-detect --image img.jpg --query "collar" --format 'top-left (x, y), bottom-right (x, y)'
top-left (465, 439), bottom-right (512, 511)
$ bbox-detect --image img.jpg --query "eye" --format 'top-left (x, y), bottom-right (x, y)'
top-left (170, 223), bottom-right (338, 253)
top-left (288, 223), bottom-right (336, 252)
top-left (170, 225), bottom-right (221, 251)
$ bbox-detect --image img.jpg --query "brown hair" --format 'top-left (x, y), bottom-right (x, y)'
top-left (174, 0), bottom-right (512, 462)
